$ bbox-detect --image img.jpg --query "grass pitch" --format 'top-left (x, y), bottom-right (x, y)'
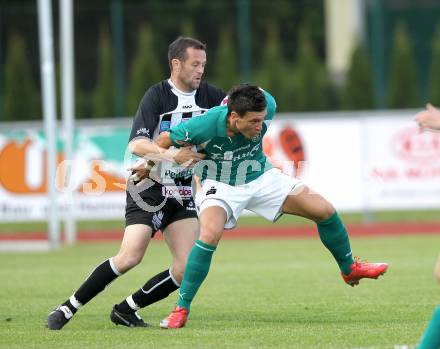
top-left (1, 235), bottom-right (439, 349)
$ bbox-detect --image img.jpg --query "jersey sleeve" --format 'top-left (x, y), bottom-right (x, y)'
top-left (128, 87), bottom-right (160, 142)
top-left (169, 107), bottom-right (222, 147)
top-left (263, 90), bottom-right (277, 121)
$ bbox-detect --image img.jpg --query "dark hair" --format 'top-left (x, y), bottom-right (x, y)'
top-left (168, 36), bottom-right (206, 70)
top-left (227, 84), bottom-right (267, 117)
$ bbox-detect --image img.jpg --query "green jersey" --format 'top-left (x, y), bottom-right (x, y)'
top-left (169, 90), bottom-right (277, 186)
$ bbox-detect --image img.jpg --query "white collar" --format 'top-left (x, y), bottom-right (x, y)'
top-left (168, 79), bottom-right (197, 96)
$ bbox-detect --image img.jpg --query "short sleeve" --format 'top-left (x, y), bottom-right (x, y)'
top-left (263, 90), bottom-right (277, 121)
top-left (128, 87), bottom-right (161, 142)
top-left (169, 107), bottom-right (223, 147)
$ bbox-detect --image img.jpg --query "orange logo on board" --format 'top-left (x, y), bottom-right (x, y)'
top-left (263, 126), bottom-right (305, 176)
top-left (0, 139), bottom-right (126, 194)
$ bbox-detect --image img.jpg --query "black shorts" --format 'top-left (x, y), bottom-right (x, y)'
top-left (125, 180), bottom-right (197, 237)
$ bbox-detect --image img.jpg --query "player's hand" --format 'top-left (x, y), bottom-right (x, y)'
top-left (156, 131), bottom-right (172, 148)
top-left (415, 103), bottom-right (440, 131)
top-left (173, 146), bottom-right (205, 166)
top-left (128, 159), bottom-right (154, 183)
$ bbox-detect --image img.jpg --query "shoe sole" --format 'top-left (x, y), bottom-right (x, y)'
top-left (159, 319), bottom-right (186, 329)
top-left (347, 267), bottom-right (388, 287)
top-left (110, 307), bottom-right (151, 328)
top-left (47, 321), bottom-right (64, 330)
top-left (47, 311), bottom-right (69, 330)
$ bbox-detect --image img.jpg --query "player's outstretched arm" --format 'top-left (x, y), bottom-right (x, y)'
top-left (128, 137), bottom-right (170, 158)
top-left (129, 132), bottom-right (204, 166)
top-left (415, 103), bottom-right (440, 131)
top-left (128, 132), bottom-right (204, 183)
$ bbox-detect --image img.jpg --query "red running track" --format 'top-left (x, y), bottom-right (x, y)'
top-left (1, 222), bottom-right (440, 242)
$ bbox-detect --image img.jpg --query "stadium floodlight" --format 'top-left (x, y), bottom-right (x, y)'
top-left (60, 0), bottom-right (76, 245)
top-left (38, 0), bottom-right (60, 249)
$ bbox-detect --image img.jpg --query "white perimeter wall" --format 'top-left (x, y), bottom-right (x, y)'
top-left (0, 110), bottom-right (439, 221)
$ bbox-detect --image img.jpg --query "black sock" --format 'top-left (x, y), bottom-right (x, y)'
top-left (62, 259), bottom-right (121, 314)
top-left (116, 269), bottom-right (179, 314)
top-left (61, 299), bottom-right (79, 315)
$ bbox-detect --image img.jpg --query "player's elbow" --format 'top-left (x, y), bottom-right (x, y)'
top-left (128, 141), bottom-right (136, 154)
top-left (128, 138), bottom-right (150, 156)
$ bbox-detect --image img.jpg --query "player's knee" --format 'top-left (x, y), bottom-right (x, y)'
top-left (113, 252), bottom-right (143, 273)
top-left (314, 201), bottom-right (335, 222)
top-left (170, 265), bottom-right (184, 284)
top-left (199, 224), bottom-right (222, 245)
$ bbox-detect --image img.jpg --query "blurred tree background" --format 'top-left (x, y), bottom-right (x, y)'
top-left (1, 0), bottom-right (440, 120)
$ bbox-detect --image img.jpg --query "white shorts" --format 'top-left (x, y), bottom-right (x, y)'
top-left (194, 168), bottom-right (302, 229)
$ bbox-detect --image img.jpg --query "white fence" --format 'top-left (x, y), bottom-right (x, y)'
top-left (0, 110), bottom-right (439, 222)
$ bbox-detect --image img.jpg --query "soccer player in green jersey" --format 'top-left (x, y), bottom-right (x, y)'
top-left (414, 103), bottom-right (440, 349)
top-left (417, 255), bottom-right (440, 349)
top-left (155, 84), bottom-right (388, 329)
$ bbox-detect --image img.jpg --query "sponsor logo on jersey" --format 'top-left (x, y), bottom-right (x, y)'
top-left (136, 128), bottom-right (150, 136)
top-left (175, 131), bottom-right (192, 146)
top-left (206, 186), bottom-right (217, 195)
top-left (211, 144), bottom-right (262, 162)
top-left (160, 121), bottom-right (171, 132)
top-left (224, 151), bottom-right (233, 161)
top-left (182, 105), bottom-right (193, 109)
top-left (233, 144), bottom-right (261, 161)
top-left (163, 168), bottom-right (193, 179)
top-left (213, 144), bottom-right (224, 151)
top-left (162, 186), bottom-right (193, 199)
top-left (183, 131), bottom-right (191, 142)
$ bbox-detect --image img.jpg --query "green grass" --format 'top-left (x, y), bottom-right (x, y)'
top-left (0, 209), bottom-right (439, 234)
top-left (240, 208), bottom-right (440, 226)
top-left (0, 219), bottom-right (126, 233)
top-left (1, 235), bottom-right (439, 348)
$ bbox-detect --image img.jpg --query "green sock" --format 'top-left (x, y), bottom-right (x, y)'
top-left (317, 211), bottom-right (354, 275)
top-left (418, 305), bottom-right (440, 349)
top-left (177, 239), bottom-right (216, 313)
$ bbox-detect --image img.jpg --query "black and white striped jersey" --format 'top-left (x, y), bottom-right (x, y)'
top-left (129, 79), bottom-right (225, 182)
top-left (129, 79), bottom-right (225, 142)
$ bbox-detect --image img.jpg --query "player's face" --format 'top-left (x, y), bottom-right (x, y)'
top-left (177, 47), bottom-right (206, 91)
top-left (235, 110), bottom-right (266, 139)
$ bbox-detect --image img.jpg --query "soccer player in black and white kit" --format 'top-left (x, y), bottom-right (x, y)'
top-left (47, 37), bottom-right (225, 329)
